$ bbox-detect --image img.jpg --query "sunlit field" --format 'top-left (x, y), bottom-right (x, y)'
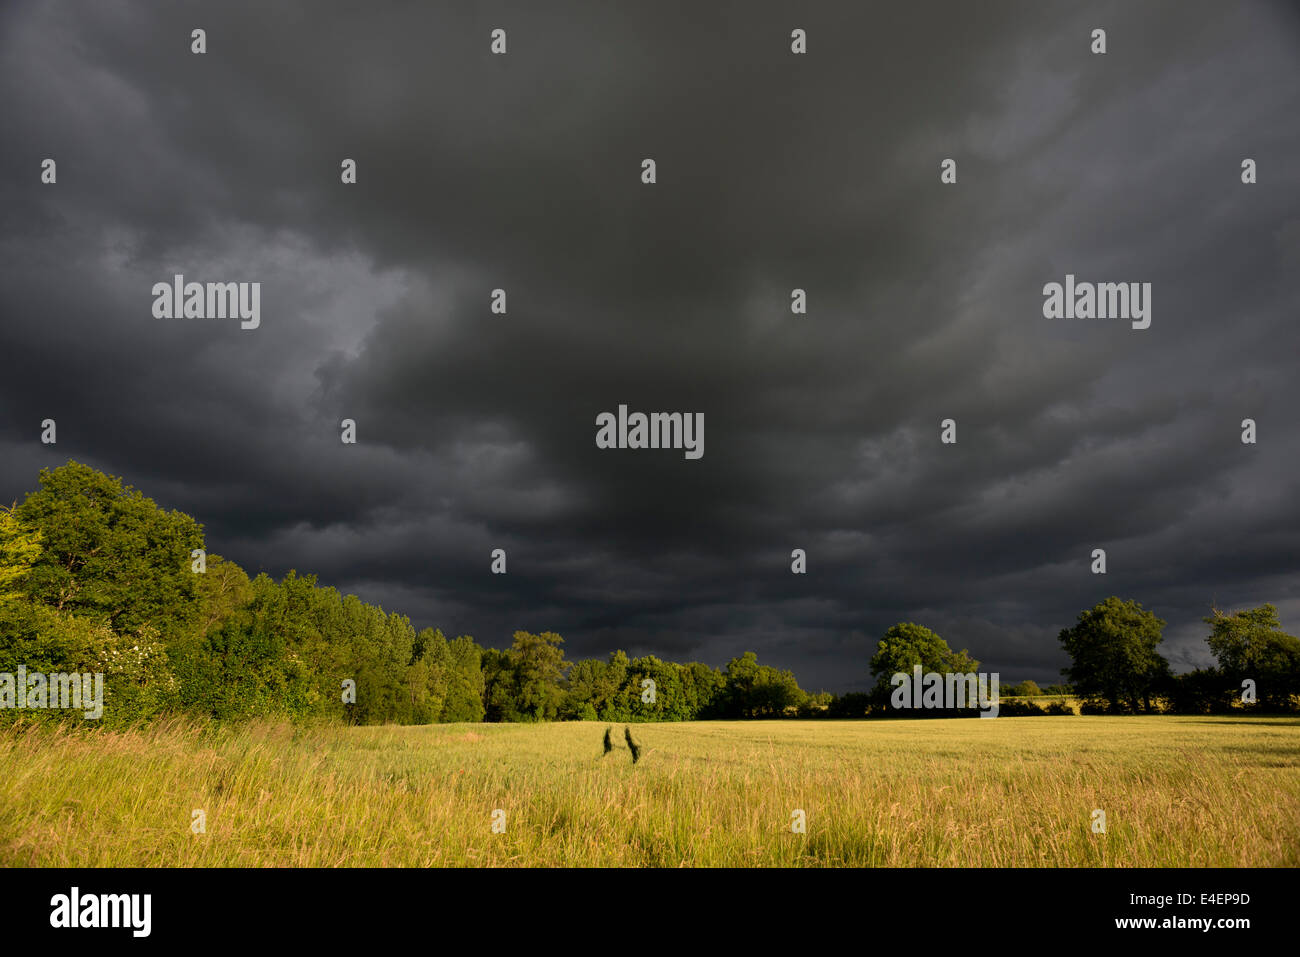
top-left (3, 716), bottom-right (1297, 867)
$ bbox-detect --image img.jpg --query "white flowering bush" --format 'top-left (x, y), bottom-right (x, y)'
top-left (0, 600), bottom-right (178, 726)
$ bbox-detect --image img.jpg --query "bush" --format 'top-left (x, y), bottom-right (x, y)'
top-left (0, 601), bottom-right (178, 727)
top-left (997, 698), bottom-right (1047, 717)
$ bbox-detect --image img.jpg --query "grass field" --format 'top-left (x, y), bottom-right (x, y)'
top-left (2, 715), bottom-right (1298, 867)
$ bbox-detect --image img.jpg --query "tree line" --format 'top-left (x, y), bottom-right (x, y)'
top-left (0, 462), bottom-right (1296, 727)
top-left (858, 607), bottom-right (1299, 716)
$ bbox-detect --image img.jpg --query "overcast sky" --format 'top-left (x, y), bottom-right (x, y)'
top-left (2, 1), bottom-right (1298, 692)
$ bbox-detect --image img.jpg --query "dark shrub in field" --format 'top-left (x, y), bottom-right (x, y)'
top-left (997, 699), bottom-right (1048, 717)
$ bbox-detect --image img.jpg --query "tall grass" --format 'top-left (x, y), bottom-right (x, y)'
top-left (2, 716), bottom-right (1297, 866)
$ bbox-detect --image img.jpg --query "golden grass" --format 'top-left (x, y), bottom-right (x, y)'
top-left (1, 715), bottom-right (1297, 866)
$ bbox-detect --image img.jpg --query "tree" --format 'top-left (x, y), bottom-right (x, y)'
top-left (827, 692), bottom-right (872, 718)
top-left (720, 652), bottom-right (808, 717)
top-left (752, 664), bottom-right (806, 716)
top-left (798, 690), bottom-right (834, 717)
top-left (868, 622), bottom-right (979, 704)
top-left (0, 601), bottom-right (178, 726)
top-left (621, 655), bottom-right (691, 721)
top-left (1205, 604), bottom-right (1300, 710)
top-left (508, 631), bottom-right (570, 721)
top-left (406, 628), bottom-right (450, 724)
top-left (1058, 597), bottom-right (1169, 712)
top-left (681, 661), bottom-right (726, 718)
top-left (0, 502), bottom-right (42, 609)
top-left (561, 657), bottom-right (606, 720)
top-left (16, 462), bottom-right (203, 643)
top-left (482, 647), bottom-right (520, 722)
top-left (441, 636), bottom-right (486, 722)
top-left (721, 651), bottom-right (761, 717)
top-left (1166, 668), bottom-right (1235, 714)
top-left (597, 650), bottom-right (630, 720)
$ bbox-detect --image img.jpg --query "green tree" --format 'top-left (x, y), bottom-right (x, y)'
top-left (799, 690), bottom-right (834, 716)
top-left (597, 650), bottom-right (631, 720)
top-left (720, 652), bottom-right (807, 717)
top-left (508, 630), bottom-right (569, 721)
top-left (1058, 597), bottom-right (1169, 712)
top-left (406, 627), bottom-right (450, 723)
top-left (1008, 679), bottom-right (1042, 697)
top-left (190, 572), bottom-right (298, 719)
top-left (722, 651), bottom-right (761, 716)
top-left (681, 661), bottom-right (726, 718)
top-left (868, 622), bottom-right (979, 704)
top-left (1205, 604), bottom-right (1300, 710)
top-left (0, 502), bottom-right (43, 609)
top-left (482, 647), bottom-right (520, 722)
top-left (16, 462), bottom-right (203, 643)
top-left (621, 655), bottom-right (692, 721)
top-left (441, 636), bottom-right (486, 722)
top-left (0, 601), bottom-right (179, 726)
top-left (562, 657), bottom-right (606, 720)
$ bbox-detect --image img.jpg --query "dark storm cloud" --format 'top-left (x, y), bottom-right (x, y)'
top-left (1, 0), bottom-right (1297, 691)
